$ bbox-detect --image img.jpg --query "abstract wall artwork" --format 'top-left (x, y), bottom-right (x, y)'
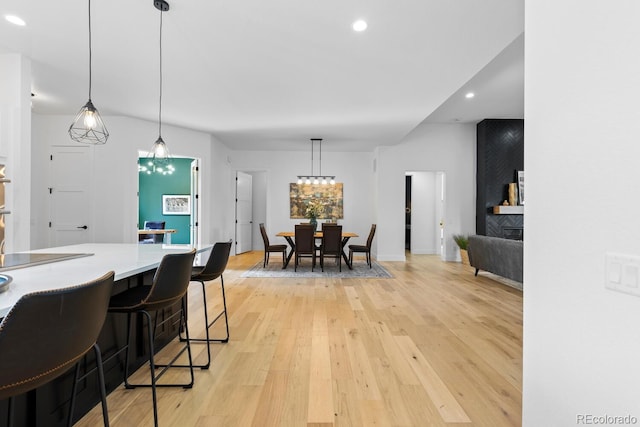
top-left (289, 183), bottom-right (343, 219)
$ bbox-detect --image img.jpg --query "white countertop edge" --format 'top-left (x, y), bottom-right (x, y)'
top-left (0, 243), bottom-right (214, 318)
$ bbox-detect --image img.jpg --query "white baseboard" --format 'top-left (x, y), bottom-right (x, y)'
top-left (376, 253), bottom-right (406, 262)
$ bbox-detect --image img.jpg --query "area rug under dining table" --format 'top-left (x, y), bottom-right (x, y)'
top-left (241, 260), bottom-right (392, 278)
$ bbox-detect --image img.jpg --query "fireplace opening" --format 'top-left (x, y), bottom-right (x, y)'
top-left (502, 227), bottom-right (523, 240)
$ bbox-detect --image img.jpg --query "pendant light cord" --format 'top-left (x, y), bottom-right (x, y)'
top-left (158, 8), bottom-right (163, 138)
top-left (319, 139), bottom-right (322, 176)
top-left (87, 0), bottom-right (92, 100)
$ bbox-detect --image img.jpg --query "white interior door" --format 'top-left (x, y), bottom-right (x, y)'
top-left (437, 172), bottom-right (446, 259)
top-left (235, 171), bottom-right (252, 254)
top-left (49, 146), bottom-right (92, 246)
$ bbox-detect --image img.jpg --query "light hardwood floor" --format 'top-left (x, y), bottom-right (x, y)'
top-left (77, 251), bottom-right (523, 427)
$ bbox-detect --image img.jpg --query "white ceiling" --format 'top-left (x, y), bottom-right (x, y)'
top-left (0, 0), bottom-right (524, 152)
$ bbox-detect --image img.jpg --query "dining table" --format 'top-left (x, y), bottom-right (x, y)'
top-left (276, 230), bottom-right (358, 269)
top-left (137, 228), bottom-right (177, 244)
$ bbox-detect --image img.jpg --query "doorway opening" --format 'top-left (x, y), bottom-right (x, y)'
top-left (405, 171), bottom-right (446, 258)
top-left (138, 154), bottom-right (200, 246)
top-left (235, 170), bottom-right (268, 255)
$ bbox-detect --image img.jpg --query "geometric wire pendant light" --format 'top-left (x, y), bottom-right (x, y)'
top-left (68, 0), bottom-right (109, 145)
top-left (146, 0), bottom-right (173, 175)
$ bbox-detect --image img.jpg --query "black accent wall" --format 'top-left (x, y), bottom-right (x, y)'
top-left (476, 119), bottom-right (524, 238)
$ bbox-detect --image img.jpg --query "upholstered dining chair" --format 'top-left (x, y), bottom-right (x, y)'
top-left (107, 249), bottom-right (196, 427)
top-left (349, 224), bottom-right (376, 268)
top-left (259, 223), bottom-right (287, 268)
top-left (184, 240), bottom-right (232, 369)
top-left (294, 224), bottom-right (316, 271)
top-left (320, 224), bottom-right (343, 271)
top-left (317, 222), bottom-right (337, 255)
top-left (0, 271), bottom-right (115, 427)
top-left (140, 220), bottom-right (166, 244)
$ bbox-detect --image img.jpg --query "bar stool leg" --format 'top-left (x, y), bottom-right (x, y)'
top-left (183, 276), bottom-right (229, 369)
top-left (143, 310), bottom-right (159, 427)
top-left (67, 344), bottom-right (109, 427)
top-left (67, 363), bottom-right (81, 427)
top-left (123, 313), bottom-right (134, 389)
top-left (7, 397), bottom-right (14, 427)
top-left (93, 343), bottom-right (110, 426)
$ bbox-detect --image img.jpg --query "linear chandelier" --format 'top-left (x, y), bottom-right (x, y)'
top-left (297, 138), bottom-right (335, 185)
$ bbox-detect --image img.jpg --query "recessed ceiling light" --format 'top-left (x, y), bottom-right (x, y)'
top-left (465, 92), bottom-right (475, 99)
top-left (352, 20), bottom-right (367, 32)
top-left (5, 15), bottom-right (26, 26)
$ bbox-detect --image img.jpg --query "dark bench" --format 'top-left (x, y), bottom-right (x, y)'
top-left (468, 235), bottom-right (523, 283)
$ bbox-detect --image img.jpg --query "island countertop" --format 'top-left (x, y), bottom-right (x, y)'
top-left (0, 243), bottom-right (213, 317)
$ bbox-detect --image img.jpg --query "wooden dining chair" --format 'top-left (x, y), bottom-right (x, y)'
top-left (259, 223), bottom-right (288, 268)
top-left (294, 224), bottom-right (316, 271)
top-left (320, 224), bottom-right (343, 271)
top-left (349, 224), bottom-right (376, 268)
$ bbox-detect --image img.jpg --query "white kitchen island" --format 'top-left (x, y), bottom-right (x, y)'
top-left (0, 243), bottom-right (212, 317)
top-left (0, 242), bottom-right (214, 427)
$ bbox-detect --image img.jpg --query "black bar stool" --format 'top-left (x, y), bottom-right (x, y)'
top-left (182, 240), bottom-right (232, 369)
top-left (0, 271), bottom-right (115, 427)
top-left (106, 249), bottom-right (196, 427)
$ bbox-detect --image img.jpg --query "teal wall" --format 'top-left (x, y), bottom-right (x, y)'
top-left (138, 158), bottom-right (193, 244)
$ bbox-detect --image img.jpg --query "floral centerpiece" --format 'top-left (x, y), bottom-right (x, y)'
top-left (305, 199), bottom-right (324, 230)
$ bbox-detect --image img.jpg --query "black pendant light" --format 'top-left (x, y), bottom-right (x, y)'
top-left (69, 0), bottom-right (109, 145)
top-left (147, 0), bottom-right (173, 174)
top-left (297, 138), bottom-right (336, 185)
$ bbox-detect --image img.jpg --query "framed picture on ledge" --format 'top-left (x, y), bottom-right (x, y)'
top-left (517, 171), bottom-right (524, 205)
top-left (162, 194), bottom-right (190, 215)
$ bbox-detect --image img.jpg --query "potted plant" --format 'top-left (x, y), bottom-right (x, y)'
top-left (453, 234), bottom-right (470, 266)
top-left (305, 199), bottom-right (324, 230)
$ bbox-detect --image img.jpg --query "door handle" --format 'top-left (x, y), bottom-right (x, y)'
top-left (77, 225), bottom-right (88, 230)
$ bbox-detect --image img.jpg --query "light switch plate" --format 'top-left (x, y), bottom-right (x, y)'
top-left (606, 253), bottom-right (640, 297)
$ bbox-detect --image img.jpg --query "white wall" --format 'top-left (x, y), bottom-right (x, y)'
top-left (524, 1), bottom-right (640, 425)
top-left (229, 126), bottom-right (474, 263)
top-left (209, 137), bottom-right (235, 244)
top-left (29, 113), bottom-right (476, 266)
top-left (31, 114), bottom-right (219, 249)
top-left (228, 149), bottom-right (374, 251)
top-left (376, 123), bottom-right (476, 261)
